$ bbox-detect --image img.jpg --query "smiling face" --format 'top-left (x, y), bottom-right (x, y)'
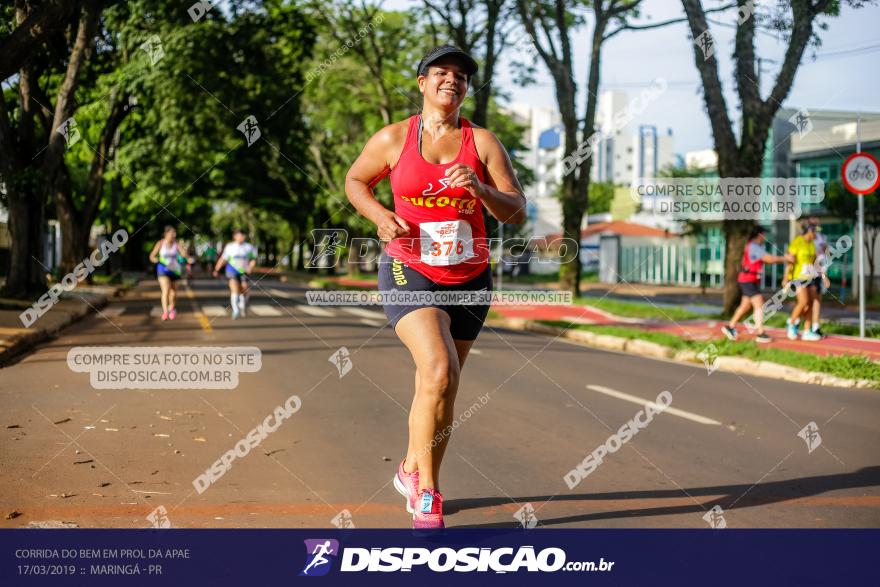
top-left (418, 57), bottom-right (469, 110)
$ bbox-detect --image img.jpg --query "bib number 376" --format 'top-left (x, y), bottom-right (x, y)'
top-left (419, 220), bottom-right (474, 266)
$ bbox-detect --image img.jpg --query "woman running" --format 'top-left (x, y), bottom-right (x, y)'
top-left (148, 226), bottom-right (190, 320)
top-left (784, 223), bottom-right (821, 341)
top-left (213, 229), bottom-right (257, 319)
top-left (345, 45), bottom-right (526, 529)
top-left (721, 226), bottom-right (792, 343)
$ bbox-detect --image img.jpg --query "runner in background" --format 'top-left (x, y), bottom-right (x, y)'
top-left (722, 226), bottom-right (793, 343)
top-left (784, 223), bottom-right (821, 341)
top-left (148, 226), bottom-right (191, 321)
top-left (808, 217), bottom-right (830, 337)
top-left (202, 243), bottom-right (219, 275)
top-left (213, 230), bottom-right (257, 319)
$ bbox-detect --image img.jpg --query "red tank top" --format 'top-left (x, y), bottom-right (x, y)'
top-left (382, 114), bottom-right (489, 285)
top-left (737, 241), bottom-right (763, 283)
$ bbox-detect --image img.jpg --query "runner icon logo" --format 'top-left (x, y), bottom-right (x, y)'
top-left (696, 343), bottom-right (719, 375)
top-left (797, 421), bottom-right (822, 453)
top-left (702, 505), bottom-right (727, 529)
top-left (300, 539), bottom-right (340, 577)
top-left (514, 503), bottom-right (538, 529)
top-left (329, 347), bottom-right (352, 378)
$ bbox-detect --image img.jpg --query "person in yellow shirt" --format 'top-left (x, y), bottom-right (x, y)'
top-left (783, 223), bottom-right (819, 341)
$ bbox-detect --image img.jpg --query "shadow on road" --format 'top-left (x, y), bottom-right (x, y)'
top-left (448, 466), bottom-right (880, 528)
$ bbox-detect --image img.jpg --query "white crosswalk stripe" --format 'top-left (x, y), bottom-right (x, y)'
top-left (250, 304), bottom-right (283, 317)
top-left (359, 318), bottom-right (385, 328)
top-left (101, 307), bottom-right (125, 317)
top-left (267, 288), bottom-right (298, 300)
top-left (150, 307), bottom-right (164, 317)
top-left (202, 305), bottom-right (228, 317)
top-left (342, 307), bottom-right (386, 319)
top-left (298, 305), bottom-right (335, 317)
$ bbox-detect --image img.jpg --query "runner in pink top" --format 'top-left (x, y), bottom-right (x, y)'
top-left (345, 45), bottom-right (526, 530)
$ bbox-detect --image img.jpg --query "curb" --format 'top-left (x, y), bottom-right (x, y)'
top-left (0, 287), bottom-right (121, 367)
top-left (485, 317), bottom-right (876, 390)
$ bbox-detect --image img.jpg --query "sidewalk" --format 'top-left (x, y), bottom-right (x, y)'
top-left (324, 275), bottom-right (880, 362)
top-left (0, 286), bottom-right (119, 366)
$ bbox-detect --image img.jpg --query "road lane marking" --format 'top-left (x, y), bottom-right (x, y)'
top-left (184, 284), bottom-right (213, 333)
top-left (102, 307), bottom-right (125, 317)
top-left (585, 384), bottom-right (721, 426)
top-left (150, 307), bottom-right (164, 317)
top-left (250, 304), bottom-right (283, 317)
top-left (298, 305), bottom-right (335, 317)
top-left (268, 288), bottom-right (298, 300)
top-left (202, 305), bottom-right (228, 317)
top-left (342, 308), bottom-right (386, 319)
top-left (358, 318), bottom-right (385, 327)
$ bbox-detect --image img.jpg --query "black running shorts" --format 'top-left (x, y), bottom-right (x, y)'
top-left (377, 252), bottom-right (492, 341)
top-left (738, 280), bottom-right (760, 297)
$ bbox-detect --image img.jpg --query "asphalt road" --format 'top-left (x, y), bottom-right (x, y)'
top-left (1, 278), bottom-right (878, 529)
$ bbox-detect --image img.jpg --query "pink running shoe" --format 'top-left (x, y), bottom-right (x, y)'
top-left (412, 488), bottom-right (444, 530)
top-left (161, 311), bottom-right (169, 321)
top-left (392, 459), bottom-right (419, 513)
top-left (168, 307), bottom-right (177, 320)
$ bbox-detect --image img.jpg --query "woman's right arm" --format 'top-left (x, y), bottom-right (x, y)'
top-left (148, 241), bottom-right (160, 264)
top-left (345, 125), bottom-right (410, 242)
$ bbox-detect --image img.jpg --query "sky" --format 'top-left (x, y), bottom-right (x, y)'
top-left (386, 0), bottom-right (880, 156)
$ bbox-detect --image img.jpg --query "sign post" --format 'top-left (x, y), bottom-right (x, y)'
top-left (841, 118), bottom-right (880, 338)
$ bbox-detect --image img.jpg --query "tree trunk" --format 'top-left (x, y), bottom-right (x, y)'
top-left (0, 9), bottom-right (47, 298)
top-left (681, 0), bottom-right (832, 316)
top-left (470, 0), bottom-right (503, 128)
top-left (44, 1), bottom-right (112, 275)
top-left (721, 219), bottom-right (752, 314)
top-left (56, 192), bottom-right (89, 277)
top-left (4, 188), bottom-right (47, 297)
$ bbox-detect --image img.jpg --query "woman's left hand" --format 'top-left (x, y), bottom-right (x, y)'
top-left (445, 163), bottom-right (485, 198)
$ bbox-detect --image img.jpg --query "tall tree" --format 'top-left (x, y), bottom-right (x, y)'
top-left (516, 0), bottom-right (645, 296)
top-left (0, 0), bottom-right (77, 81)
top-left (302, 2), bottom-right (425, 237)
top-left (0, 0), bottom-right (112, 296)
top-left (420, 0), bottom-right (517, 127)
top-left (681, 0), bottom-right (867, 314)
top-left (44, 0), bottom-right (130, 274)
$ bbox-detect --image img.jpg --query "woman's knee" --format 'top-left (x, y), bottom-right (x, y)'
top-left (417, 359), bottom-right (460, 401)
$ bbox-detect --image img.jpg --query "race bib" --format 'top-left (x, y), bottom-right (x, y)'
top-left (419, 220), bottom-right (474, 266)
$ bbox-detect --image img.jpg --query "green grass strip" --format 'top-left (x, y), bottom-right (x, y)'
top-left (536, 321), bottom-right (880, 385)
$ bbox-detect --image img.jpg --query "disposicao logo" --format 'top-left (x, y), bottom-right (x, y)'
top-left (300, 539), bottom-right (339, 577)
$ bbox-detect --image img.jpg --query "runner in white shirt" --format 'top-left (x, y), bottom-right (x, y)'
top-left (212, 230), bottom-right (257, 319)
